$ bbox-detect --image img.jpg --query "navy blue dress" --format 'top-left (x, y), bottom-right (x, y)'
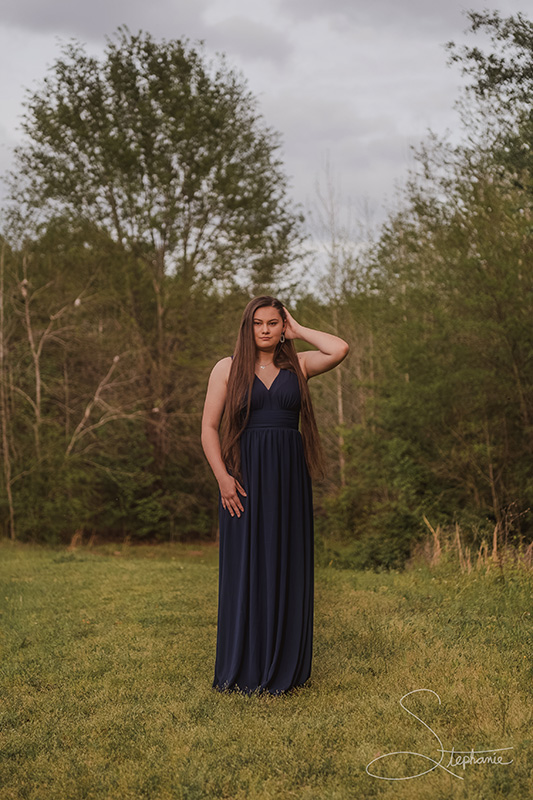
top-left (213, 368), bottom-right (314, 696)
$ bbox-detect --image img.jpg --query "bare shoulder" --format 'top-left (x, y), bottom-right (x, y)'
top-left (203, 357), bottom-right (233, 424)
top-left (209, 356), bottom-right (233, 383)
top-left (297, 351), bottom-right (309, 379)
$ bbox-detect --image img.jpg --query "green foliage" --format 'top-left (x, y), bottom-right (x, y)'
top-left (2, 13), bottom-right (533, 566)
top-left (446, 9), bottom-right (533, 105)
top-left (0, 28), bottom-right (306, 545)
top-left (6, 25), bottom-right (305, 290)
top-left (309, 10), bottom-right (533, 565)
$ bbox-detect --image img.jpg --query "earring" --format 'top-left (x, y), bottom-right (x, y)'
top-left (280, 332), bottom-right (286, 343)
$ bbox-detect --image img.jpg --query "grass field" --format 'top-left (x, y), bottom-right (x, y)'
top-left (0, 538), bottom-right (531, 799)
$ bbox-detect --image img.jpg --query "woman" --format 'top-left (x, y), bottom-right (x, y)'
top-left (201, 296), bottom-right (349, 696)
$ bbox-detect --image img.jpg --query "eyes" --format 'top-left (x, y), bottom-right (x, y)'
top-left (253, 320), bottom-right (280, 326)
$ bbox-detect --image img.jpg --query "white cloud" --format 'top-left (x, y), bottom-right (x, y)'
top-left (0, 0), bottom-right (209, 41)
top-left (0, 0), bottom-right (532, 227)
top-left (281, 0), bottom-right (532, 34)
top-left (204, 16), bottom-right (292, 64)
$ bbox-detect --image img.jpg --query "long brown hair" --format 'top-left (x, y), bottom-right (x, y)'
top-left (220, 296), bottom-right (324, 482)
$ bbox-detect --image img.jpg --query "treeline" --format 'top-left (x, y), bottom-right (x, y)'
top-left (1, 11), bottom-right (532, 568)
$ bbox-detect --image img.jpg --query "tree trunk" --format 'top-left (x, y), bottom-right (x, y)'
top-left (332, 307), bottom-right (346, 486)
top-left (0, 244), bottom-right (15, 539)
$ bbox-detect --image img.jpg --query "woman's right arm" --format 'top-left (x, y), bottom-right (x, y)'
top-left (201, 357), bottom-right (247, 518)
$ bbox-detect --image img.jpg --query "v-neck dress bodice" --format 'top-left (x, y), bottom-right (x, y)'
top-left (245, 369), bottom-right (301, 429)
top-left (213, 367), bottom-right (314, 696)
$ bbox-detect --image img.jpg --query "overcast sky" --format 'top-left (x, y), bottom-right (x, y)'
top-left (0, 0), bottom-right (530, 236)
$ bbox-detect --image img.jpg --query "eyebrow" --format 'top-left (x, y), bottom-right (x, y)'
top-left (253, 317), bottom-right (279, 322)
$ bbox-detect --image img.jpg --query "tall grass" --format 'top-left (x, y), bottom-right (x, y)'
top-left (412, 516), bottom-right (533, 574)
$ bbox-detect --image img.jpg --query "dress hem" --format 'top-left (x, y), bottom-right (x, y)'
top-left (211, 679), bottom-right (311, 698)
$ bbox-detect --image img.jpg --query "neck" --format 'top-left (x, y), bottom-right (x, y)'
top-left (256, 353), bottom-right (275, 366)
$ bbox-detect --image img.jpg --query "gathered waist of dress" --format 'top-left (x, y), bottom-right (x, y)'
top-left (244, 409), bottom-right (300, 430)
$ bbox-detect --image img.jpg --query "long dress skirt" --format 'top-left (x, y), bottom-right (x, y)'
top-left (212, 368), bottom-right (314, 696)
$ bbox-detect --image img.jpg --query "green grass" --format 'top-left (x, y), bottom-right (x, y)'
top-left (0, 539), bottom-right (531, 799)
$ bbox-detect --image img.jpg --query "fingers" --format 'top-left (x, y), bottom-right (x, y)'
top-left (281, 307), bottom-right (297, 338)
top-left (235, 481), bottom-right (247, 497)
top-left (283, 306), bottom-right (295, 323)
top-left (220, 477), bottom-right (247, 518)
top-left (221, 489), bottom-right (246, 518)
top-left (224, 501), bottom-right (242, 517)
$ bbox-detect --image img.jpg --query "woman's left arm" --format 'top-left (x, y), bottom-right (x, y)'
top-left (283, 307), bottom-right (349, 379)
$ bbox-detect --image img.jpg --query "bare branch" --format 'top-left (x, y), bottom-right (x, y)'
top-left (9, 383), bottom-right (38, 416)
top-left (68, 410), bottom-right (145, 445)
top-left (64, 355), bottom-right (145, 456)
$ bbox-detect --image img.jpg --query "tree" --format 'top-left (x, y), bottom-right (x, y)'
top-left (0, 27), bottom-right (310, 543)
top-left (446, 10), bottom-right (533, 106)
top-left (0, 241), bottom-right (15, 539)
top-left (304, 159), bottom-right (377, 489)
top-left (5, 26), bottom-right (304, 293)
top-left (446, 10), bottom-right (533, 201)
top-left (318, 9), bottom-right (533, 568)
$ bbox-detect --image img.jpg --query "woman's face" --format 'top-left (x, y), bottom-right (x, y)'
top-left (252, 305), bottom-right (284, 353)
